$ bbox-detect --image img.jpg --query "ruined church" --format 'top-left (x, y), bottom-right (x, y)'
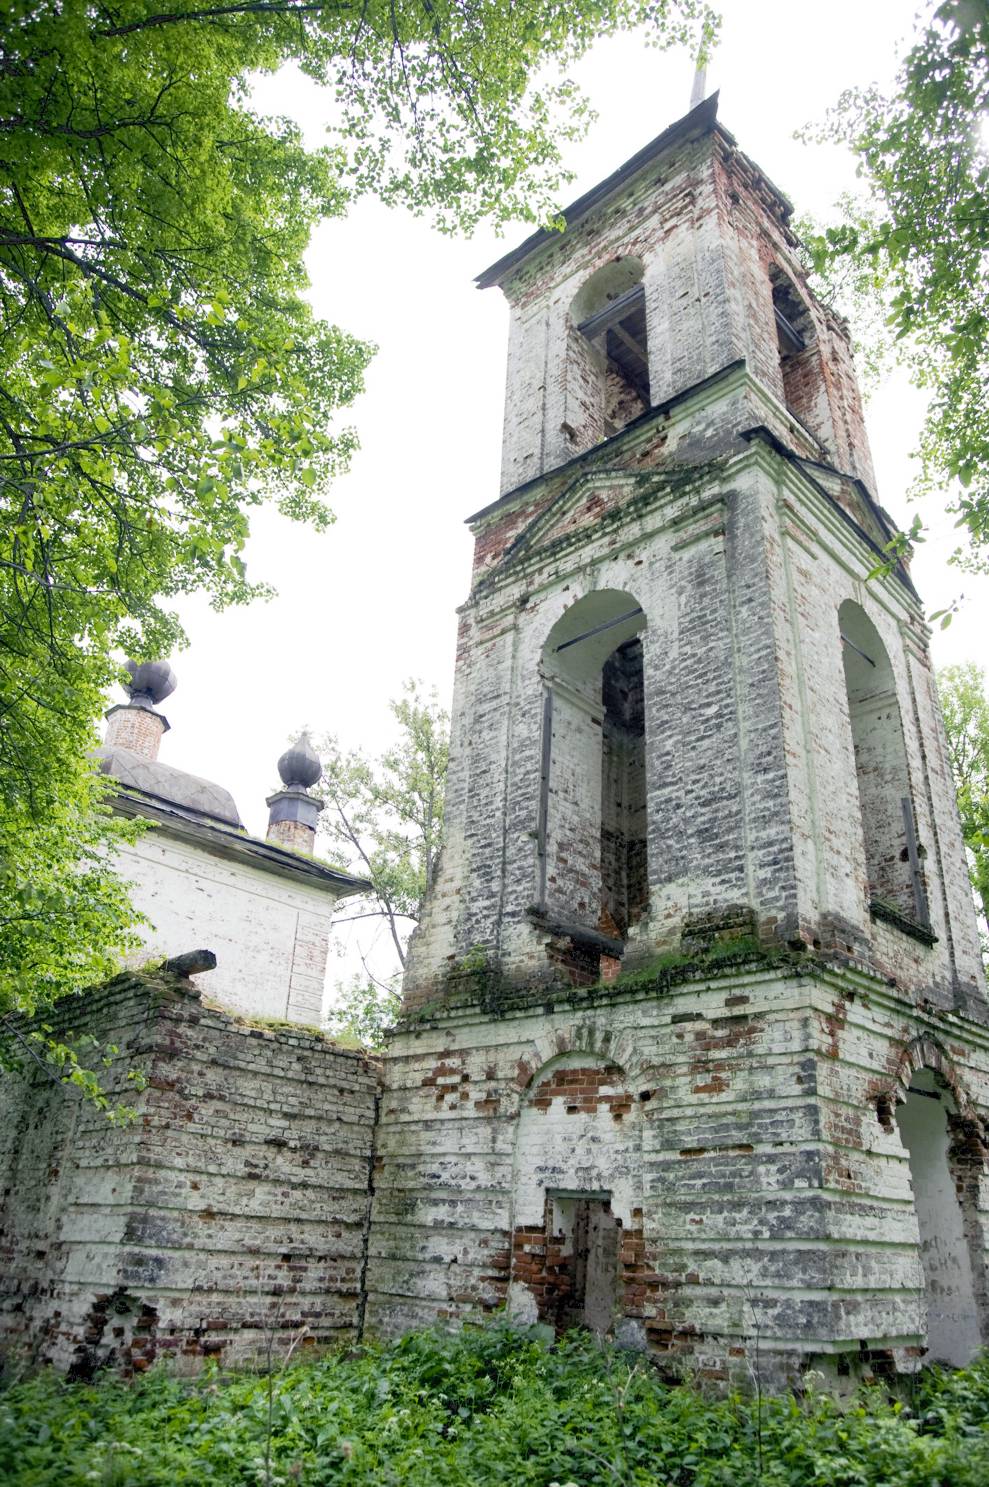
top-left (2, 96), bottom-right (988, 1389)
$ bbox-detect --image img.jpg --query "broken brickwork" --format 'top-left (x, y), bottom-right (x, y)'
top-left (5, 99), bottom-right (989, 1390)
top-left (0, 971), bottom-right (378, 1376)
top-left (366, 956), bottom-right (989, 1388)
top-left (373, 97), bottom-right (989, 1385)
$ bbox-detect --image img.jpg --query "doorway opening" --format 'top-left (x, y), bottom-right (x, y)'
top-left (895, 1069), bottom-right (982, 1365)
top-left (550, 1192), bottom-right (620, 1336)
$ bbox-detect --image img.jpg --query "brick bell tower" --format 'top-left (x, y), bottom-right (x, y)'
top-left (365, 97), bottom-right (989, 1386)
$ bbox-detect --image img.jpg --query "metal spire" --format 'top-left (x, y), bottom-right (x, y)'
top-left (690, 57), bottom-right (708, 110)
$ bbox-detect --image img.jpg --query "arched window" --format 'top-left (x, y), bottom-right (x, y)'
top-left (895, 1069), bottom-right (982, 1365)
top-left (768, 264), bottom-right (819, 433)
top-left (839, 600), bottom-right (927, 925)
top-left (537, 592), bottom-right (648, 960)
top-left (567, 259), bottom-right (649, 449)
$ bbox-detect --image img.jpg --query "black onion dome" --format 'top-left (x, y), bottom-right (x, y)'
top-left (124, 659), bottom-right (177, 706)
top-left (277, 733), bottom-right (322, 791)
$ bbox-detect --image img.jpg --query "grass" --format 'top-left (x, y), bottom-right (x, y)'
top-left (2, 1325), bottom-right (989, 1486)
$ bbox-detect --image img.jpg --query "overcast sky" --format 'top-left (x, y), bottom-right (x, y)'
top-left (121, 0), bottom-right (988, 990)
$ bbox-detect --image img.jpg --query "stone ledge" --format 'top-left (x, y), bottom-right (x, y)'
top-left (869, 900), bottom-right (938, 949)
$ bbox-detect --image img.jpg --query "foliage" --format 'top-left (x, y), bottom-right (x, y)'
top-left (2, 0), bottom-right (368, 1032)
top-left (3, 1324), bottom-right (989, 1485)
top-left (316, 681), bottom-right (448, 1043)
top-left (0, 0), bottom-right (714, 1035)
top-left (325, 971), bottom-right (402, 1049)
top-left (802, 0), bottom-right (989, 571)
top-left (0, 693), bottom-right (146, 1083)
top-left (938, 662), bottom-right (989, 944)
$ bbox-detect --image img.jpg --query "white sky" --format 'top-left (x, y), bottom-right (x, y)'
top-left (126, 0), bottom-right (989, 989)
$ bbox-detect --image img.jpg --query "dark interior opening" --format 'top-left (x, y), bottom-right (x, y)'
top-left (577, 283), bottom-right (650, 437)
top-left (554, 1195), bottom-right (621, 1336)
top-left (770, 266), bottom-right (817, 428)
top-left (600, 637), bottom-right (647, 938)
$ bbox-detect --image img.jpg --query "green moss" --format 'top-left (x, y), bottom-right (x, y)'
top-left (396, 932), bottom-right (813, 1028)
top-left (597, 933), bottom-right (798, 998)
top-left (199, 999), bottom-right (341, 1044)
top-left (441, 946), bottom-right (500, 1004)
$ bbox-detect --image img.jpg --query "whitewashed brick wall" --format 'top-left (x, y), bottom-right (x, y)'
top-left (115, 830), bottom-right (336, 1026)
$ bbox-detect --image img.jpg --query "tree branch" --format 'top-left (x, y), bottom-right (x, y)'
top-left (95, 1), bottom-right (351, 39)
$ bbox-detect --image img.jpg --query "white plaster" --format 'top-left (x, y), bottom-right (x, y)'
top-left (510, 1053), bottom-right (641, 1229)
top-left (114, 827), bottom-right (339, 1025)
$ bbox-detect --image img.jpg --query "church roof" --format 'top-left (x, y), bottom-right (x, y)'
top-left (96, 745), bottom-right (245, 829)
top-left (98, 744), bottom-right (369, 896)
top-left (476, 94), bottom-right (789, 291)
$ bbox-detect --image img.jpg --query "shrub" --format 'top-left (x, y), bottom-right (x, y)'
top-left (1, 1326), bottom-right (988, 1486)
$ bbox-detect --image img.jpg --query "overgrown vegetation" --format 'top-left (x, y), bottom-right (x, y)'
top-left (2, 1325), bottom-right (989, 1485)
top-left (938, 662), bottom-right (989, 952)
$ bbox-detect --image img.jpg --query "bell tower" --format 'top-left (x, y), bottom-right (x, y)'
top-left (366, 98), bottom-right (989, 1386)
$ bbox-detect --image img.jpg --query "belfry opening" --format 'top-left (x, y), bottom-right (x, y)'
top-left (600, 637), bottom-right (647, 939)
top-left (568, 259), bottom-right (650, 451)
top-left (538, 591), bottom-right (647, 973)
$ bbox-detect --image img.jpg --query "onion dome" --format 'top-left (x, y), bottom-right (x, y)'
top-left (123, 659), bottom-right (177, 708)
top-left (277, 732), bottom-right (322, 792)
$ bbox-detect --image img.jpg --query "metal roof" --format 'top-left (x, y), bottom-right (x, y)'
top-left (475, 94), bottom-right (722, 291)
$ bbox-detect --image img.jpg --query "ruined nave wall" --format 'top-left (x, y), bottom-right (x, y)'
top-left (0, 972), bottom-right (378, 1376)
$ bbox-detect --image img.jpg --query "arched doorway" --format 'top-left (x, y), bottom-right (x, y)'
top-left (509, 1052), bottom-right (643, 1339)
top-left (895, 1068), bottom-right (982, 1365)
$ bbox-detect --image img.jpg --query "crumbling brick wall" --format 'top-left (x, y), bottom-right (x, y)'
top-left (402, 98), bottom-right (983, 1015)
top-left (367, 957), bottom-right (989, 1387)
top-left (494, 119), bottom-right (875, 501)
top-left (0, 970), bottom-right (378, 1375)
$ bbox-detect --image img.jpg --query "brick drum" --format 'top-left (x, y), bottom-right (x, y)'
top-left (267, 818), bottom-right (316, 855)
top-left (103, 704), bottom-right (167, 760)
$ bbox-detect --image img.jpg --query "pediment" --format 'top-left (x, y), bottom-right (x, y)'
top-left (499, 469), bottom-right (648, 570)
top-left (794, 458), bottom-right (894, 553)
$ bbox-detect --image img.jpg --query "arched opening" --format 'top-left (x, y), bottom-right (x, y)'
top-left (567, 259), bottom-right (649, 449)
top-left (509, 1052), bottom-right (643, 1340)
top-left (769, 264), bottom-right (821, 434)
top-left (537, 592), bottom-right (648, 974)
top-left (838, 600), bottom-right (926, 925)
top-left (895, 1068), bottom-right (982, 1365)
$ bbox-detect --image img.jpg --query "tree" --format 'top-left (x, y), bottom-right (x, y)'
top-left (804, 1), bottom-right (989, 571)
top-left (315, 681), bottom-right (448, 1045)
top-left (938, 662), bottom-right (989, 948)
top-left (0, 1), bottom-right (715, 1038)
